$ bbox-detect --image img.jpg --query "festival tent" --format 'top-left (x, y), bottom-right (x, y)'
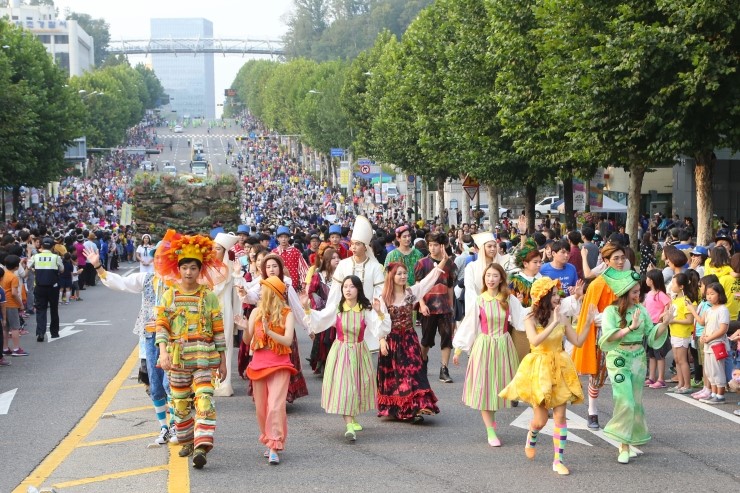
top-left (553, 195), bottom-right (627, 213)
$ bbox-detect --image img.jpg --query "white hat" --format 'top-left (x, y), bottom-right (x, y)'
top-left (214, 232), bottom-right (239, 250)
top-left (351, 216), bottom-right (373, 246)
top-left (472, 232), bottom-right (495, 250)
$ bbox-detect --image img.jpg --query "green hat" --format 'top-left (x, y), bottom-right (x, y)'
top-left (602, 267), bottom-right (641, 297)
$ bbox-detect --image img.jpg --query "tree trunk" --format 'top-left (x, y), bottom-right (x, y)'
top-left (12, 186), bottom-right (21, 219)
top-left (462, 174), bottom-right (471, 225)
top-left (436, 176), bottom-right (445, 225)
top-left (489, 183), bottom-right (499, 226)
top-left (420, 177), bottom-right (428, 221)
top-left (526, 182), bottom-right (537, 234)
top-left (563, 169), bottom-right (575, 231)
top-left (626, 162), bottom-right (646, 252)
top-left (695, 151), bottom-right (714, 246)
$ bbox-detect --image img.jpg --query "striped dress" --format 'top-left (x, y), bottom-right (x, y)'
top-left (463, 292), bottom-right (519, 411)
top-left (321, 306), bottom-right (376, 416)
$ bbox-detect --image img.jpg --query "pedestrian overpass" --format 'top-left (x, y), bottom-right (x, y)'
top-left (107, 38), bottom-right (284, 56)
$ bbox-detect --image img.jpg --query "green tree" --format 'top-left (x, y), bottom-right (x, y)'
top-left (66, 12), bottom-right (110, 66)
top-left (135, 63), bottom-right (165, 109)
top-left (283, 0), bottom-right (329, 59)
top-left (0, 19), bottom-right (84, 209)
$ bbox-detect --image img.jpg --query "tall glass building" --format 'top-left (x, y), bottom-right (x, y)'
top-left (151, 18), bottom-right (215, 119)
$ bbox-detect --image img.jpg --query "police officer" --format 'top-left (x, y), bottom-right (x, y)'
top-left (28, 237), bottom-right (63, 342)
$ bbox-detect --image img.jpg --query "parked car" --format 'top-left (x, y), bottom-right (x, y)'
top-left (534, 196), bottom-right (560, 218)
top-left (475, 205), bottom-right (512, 220)
top-left (173, 125), bottom-right (183, 133)
top-left (163, 164), bottom-right (177, 176)
top-left (140, 161), bottom-right (154, 171)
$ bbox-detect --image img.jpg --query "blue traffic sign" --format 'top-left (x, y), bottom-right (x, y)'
top-left (407, 174), bottom-right (415, 183)
top-left (358, 158), bottom-right (373, 166)
top-left (249, 132), bottom-right (256, 139)
top-left (330, 148), bottom-right (345, 157)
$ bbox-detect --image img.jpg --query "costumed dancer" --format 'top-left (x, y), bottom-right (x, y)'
top-left (453, 263), bottom-right (522, 447)
top-left (304, 275), bottom-right (390, 441)
top-left (83, 245), bottom-right (177, 446)
top-left (272, 225), bottom-right (309, 292)
top-left (304, 216), bottom-right (386, 352)
top-left (244, 276), bottom-right (298, 465)
top-left (212, 232), bottom-right (240, 397)
top-left (597, 268), bottom-right (671, 464)
top-left (307, 246), bottom-right (340, 374)
top-left (376, 258), bottom-right (447, 422)
top-left (384, 224), bottom-right (424, 285)
top-left (572, 241), bottom-right (627, 429)
top-left (154, 231), bottom-right (227, 469)
top-left (238, 253), bottom-right (309, 402)
top-left (507, 238), bottom-right (543, 365)
top-left (500, 277), bottom-right (596, 475)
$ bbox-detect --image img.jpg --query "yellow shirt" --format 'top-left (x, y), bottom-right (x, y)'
top-left (669, 295), bottom-right (694, 338)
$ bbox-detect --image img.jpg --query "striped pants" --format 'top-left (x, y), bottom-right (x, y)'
top-left (169, 368), bottom-right (216, 451)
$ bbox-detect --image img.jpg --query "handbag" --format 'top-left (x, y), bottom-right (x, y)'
top-left (710, 341), bottom-right (729, 361)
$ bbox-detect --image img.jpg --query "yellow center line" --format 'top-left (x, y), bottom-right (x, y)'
top-left (52, 465), bottom-right (168, 489)
top-left (168, 443), bottom-right (190, 492)
top-left (104, 405), bottom-right (153, 415)
top-left (78, 432), bottom-right (159, 447)
top-left (12, 346), bottom-right (141, 493)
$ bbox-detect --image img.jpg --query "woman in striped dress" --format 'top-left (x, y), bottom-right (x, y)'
top-left (453, 263), bottom-right (522, 447)
top-left (305, 275), bottom-right (390, 441)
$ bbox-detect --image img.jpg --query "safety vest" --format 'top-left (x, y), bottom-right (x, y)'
top-left (33, 251), bottom-right (60, 287)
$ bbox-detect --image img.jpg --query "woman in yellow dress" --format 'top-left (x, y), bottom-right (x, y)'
top-left (500, 277), bottom-right (596, 476)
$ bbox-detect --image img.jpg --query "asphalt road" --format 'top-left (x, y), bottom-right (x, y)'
top-left (2, 263), bottom-right (738, 492)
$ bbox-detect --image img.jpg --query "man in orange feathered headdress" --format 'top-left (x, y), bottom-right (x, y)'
top-left (154, 230), bottom-right (226, 470)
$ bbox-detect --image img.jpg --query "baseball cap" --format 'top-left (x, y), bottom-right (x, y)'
top-left (690, 245), bottom-right (708, 256)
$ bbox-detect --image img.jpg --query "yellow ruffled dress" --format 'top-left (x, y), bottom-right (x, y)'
top-left (499, 324), bottom-right (583, 408)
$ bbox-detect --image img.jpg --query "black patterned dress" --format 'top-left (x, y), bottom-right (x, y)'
top-left (307, 271), bottom-right (336, 374)
top-left (377, 299), bottom-right (440, 420)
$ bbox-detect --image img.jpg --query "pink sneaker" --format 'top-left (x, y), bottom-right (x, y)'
top-left (692, 388), bottom-right (711, 400)
top-left (649, 380), bottom-right (667, 389)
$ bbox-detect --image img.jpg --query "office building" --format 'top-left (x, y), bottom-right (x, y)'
top-left (151, 18), bottom-right (215, 119)
top-left (0, 1), bottom-right (94, 77)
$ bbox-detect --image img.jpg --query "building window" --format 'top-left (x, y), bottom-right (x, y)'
top-left (37, 34), bottom-right (51, 44)
top-left (54, 35), bottom-right (69, 44)
top-left (54, 52), bottom-right (69, 72)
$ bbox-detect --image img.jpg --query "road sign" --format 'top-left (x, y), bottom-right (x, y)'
top-left (407, 174), bottom-right (415, 183)
top-left (360, 164), bottom-right (371, 174)
top-left (330, 148), bottom-right (345, 157)
top-left (358, 158), bottom-right (373, 166)
top-left (463, 175), bottom-right (480, 200)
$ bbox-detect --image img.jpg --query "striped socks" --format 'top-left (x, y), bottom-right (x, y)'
top-left (167, 395), bottom-right (175, 426)
top-left (553, 423), bottom-right (567, 464)
top-left (153, 398), bottom-right (168, 428)
top-left (525, 426), bottom-right (540, 459)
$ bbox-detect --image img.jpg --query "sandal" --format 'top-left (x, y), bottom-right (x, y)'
top-left (644, 378), bottom-right (655, 387)
top-left (649, 380), bottom-right (666, 389)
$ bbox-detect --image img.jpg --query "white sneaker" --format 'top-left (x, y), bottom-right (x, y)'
top-left (168, 424), bottom-right (179, 444)
top-left (154, 426), bottom-right (171, 445)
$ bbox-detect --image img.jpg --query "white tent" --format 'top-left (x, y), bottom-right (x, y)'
top-left (556, 195), bottom-right (627, 213)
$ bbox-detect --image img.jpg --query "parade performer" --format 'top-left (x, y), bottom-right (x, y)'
top-left (84, 245), bottom-right (177, 446)
top-left (245, 276), bottom-right (297, 465)
top-left (384, 225), bottom-right (424, 285)
top-left (239, 254), bottom-right (309, 402)
top-left (508, 238), bottom-right (542, 364)
top-left (154, 231), bottom-right (227, 469)
top-left (327, 224), bottom-right (349, 259)
top-left (454, 263), bottom-right (522, 448)
top-left (598, 268), bottom-right (671, 464)
top-left (273, 225), bottom-right (309, 292)
top-left (572, 241), bottom-right (627, 429)
top-left (304, 275), bottom-right (390, 441)
top-left (500, 277), bottom-right (596, 475)
top-left (212, 232), bottom-right (240, 397)
top-left (376, 258), bottom-right (447, 423)
top-left (305, 216), bottom-right (385, 351)
top-left (307, 246), bottom-right (340, 374)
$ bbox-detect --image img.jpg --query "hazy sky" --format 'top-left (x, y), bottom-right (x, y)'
top-left (53, 0), bottom-right (295, 115)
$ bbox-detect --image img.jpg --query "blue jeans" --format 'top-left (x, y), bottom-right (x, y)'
top-left (144, 333), bottom-right (170, 402)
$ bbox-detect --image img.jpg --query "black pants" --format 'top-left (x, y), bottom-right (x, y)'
top-left (84, 262), bottom-right (96, 286)
top-left (34, 285), bottom-right (60, 338)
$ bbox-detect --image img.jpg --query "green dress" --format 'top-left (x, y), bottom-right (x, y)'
top-left (385, 248), bottom-right (424, 285)
top-left (598, 304), bottom-right (668, 445)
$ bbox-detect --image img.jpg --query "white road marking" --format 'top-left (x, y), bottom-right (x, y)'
top-left (0, 388), bottom-right (18, 415)
top-left (667, 393), bottom-right (740, 425)
top-left (48, 326), bottom-right (83, 342)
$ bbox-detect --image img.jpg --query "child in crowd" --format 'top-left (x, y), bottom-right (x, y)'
top-left (60, 253), bottom-right (74, 304)
top-left (668, 272), bottom-right (698, 394)
top-left (304, 275), bottom-right (390, 441)
top-left (453, 263), bottom-right (521, 447)
top-left (686, 282), bottom-right (730, 405)
top-left (642, 270), bottom-right (672, 389)
top-left (70, 254), bottom-right (81, 301)
top-left (687, 275), bottom-right (719, 400)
